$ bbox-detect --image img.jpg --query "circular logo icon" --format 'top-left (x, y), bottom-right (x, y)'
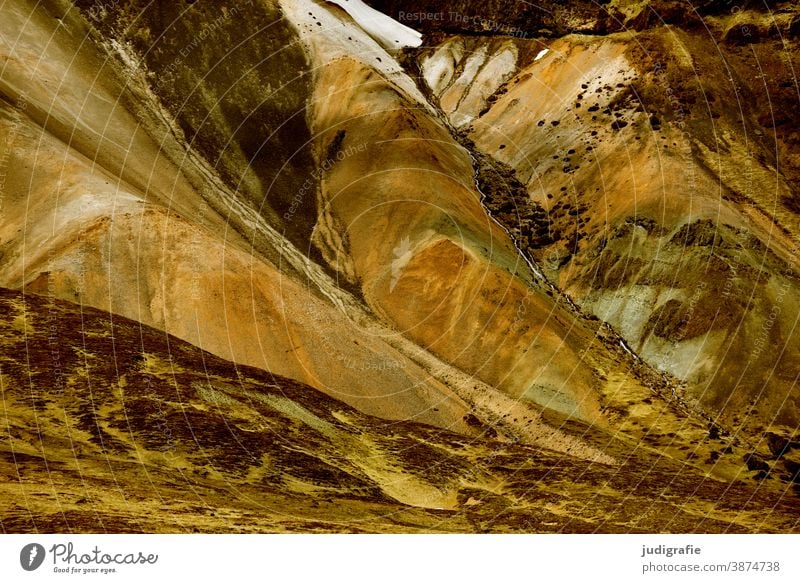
top-left (20, 543), bottom-right (46, 571)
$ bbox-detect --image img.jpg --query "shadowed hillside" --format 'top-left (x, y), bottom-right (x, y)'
top-left (2, 288), bottom-right (799, 533)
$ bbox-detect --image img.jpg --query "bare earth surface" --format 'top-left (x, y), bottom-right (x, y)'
top-left (1, 0), bottom-right (799, 532)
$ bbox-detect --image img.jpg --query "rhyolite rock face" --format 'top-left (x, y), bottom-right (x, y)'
top-left (410, 0), bottom-right (800, 434)
top-left (0, 0), bottom-right (799, 532)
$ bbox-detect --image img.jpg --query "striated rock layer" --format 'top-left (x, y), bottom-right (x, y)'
top-left (414, 2), bottom-right (800, 436)
top-left (0, 0), bottom-right (799, 532)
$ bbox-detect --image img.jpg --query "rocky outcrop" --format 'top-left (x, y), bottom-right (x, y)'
top-left (367, 0), bottom-right (793, 37)
top-left (412, 4), bottom-right (800, 432)
top-left (366, 0), bottom-right (616, 37)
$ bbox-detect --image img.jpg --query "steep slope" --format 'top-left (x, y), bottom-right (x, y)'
top-left (0, 0), bottom-right (487, 431)
top-left (412, 3), bottom-right (800, 437)
top-left (282, 0), bottom-right (663, 428)
top-left (2, 287), bottom-right (799, 533)
top-left (0, 0), bottom-right (683, 451)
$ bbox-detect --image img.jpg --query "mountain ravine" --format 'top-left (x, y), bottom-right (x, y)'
top-left (1, 0), bottom-right (799, 533)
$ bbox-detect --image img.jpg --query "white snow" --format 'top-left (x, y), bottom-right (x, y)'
top-left (325, 0), bottom-right (422, 49)
top-left (534, 48), bottom-right (549, 61)
top-left (280, 0), bottom-right (431, 110)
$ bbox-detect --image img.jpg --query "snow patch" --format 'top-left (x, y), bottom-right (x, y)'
top-left (326, 0), bottom-right (422, 49)
top-left (281, 0), bottom-right (431, 110)
top-left (534, 48), bottom-right (549, 61)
